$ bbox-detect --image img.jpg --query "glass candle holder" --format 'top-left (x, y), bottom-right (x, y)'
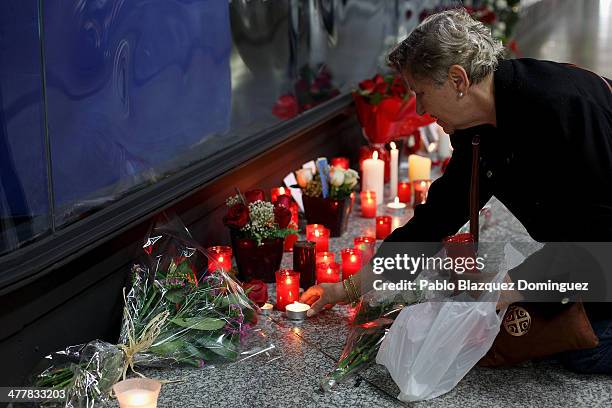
top-left (340, 248), bottom-right (363, 279)
top-left (376, 216), bottom-right (392, 240)
top-left (413, 179), bottom-right (432, 206)
top-left (271, 186), bottom-right (288, 203)
top-left (360, 190), bottom-right (377, 218)
top-left (316, 251), bottom-right (335, 265)
top-left (275, 269), bottom-right (300, 311)
top-left (113, 378), bottom-right (161, 408)
top-left (398, 181), bottom-right (412, 203)
top-left (306, 224), bottom-right (330, 252)
top-left (207, 246), bottom-right (232, 272)
top-left (354, 236), bottom-right (376, 263)
top-left (284, 232), bottom-right (299, 252)
top-left (331, 157), bottom-right (350, 170)
top-left (293, 241), bottom-right (316, 289)
top-left (316, 262), bottom-right (341, 284)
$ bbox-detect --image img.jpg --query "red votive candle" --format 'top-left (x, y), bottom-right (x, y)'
top-left (271, 186), bottom-right (288, 203)
top-left (360, 190), bottom-right (377, 218)
top-left (284, 232), bottom-right (299, 252)
top-left (207, 246), bottom-right (232, 272)
top-left (376, 216), bottom-right (392, 240)
top-left (354, 236), bottom-right (376, 263)
top-left (413, 179), bottom-right (432, 206)
top-left (290, 202), bottom-right (299, 226)
top-left (316, 251), bottom-right (336, 265)
top-left (398, 181), bottom-right (412, 203)
top-left (331, 157), bottom-right (350, 170)
top-left (306, 224), bottom-right (330, 252)
top-left (341, 248), bottom-right (362, 279)
top-left (275, 269), bottom-right (300, 311)
top-left (293, 241), bottom-right (316, 289)
top-left (316, 262), bottom-right (341, 284)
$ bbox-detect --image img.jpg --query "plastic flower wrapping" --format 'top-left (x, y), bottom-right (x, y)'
top-left (32, 215), bottom-right (273, 407)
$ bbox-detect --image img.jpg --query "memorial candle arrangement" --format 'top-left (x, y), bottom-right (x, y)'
top-left (276, 269), bottom-right (300, 311)
top-left (376, 216), bottom-right (392, 240)
top-left (341, 248), bottom-right (362, 278)
top-left (293, 241), bottom-right (316, 289)
top-left (316, 262), bottom-right (341, 284)
top-left (362, 151), bottom-right (384, 205)
top-left (306, 224), bottom-right (330, 252)
top-left (360, 190), bottom-right (377, 218)
top-left (354, 236), bottom-right (376, 263)
top-left (413, 179), bottom-right (432, 206)
top-left (207, 246), bottom-right (232, 272)
top-left (397, 181), bottom-right (412, 203)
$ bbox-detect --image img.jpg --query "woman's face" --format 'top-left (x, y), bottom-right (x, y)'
top-left (402, 69), bottom-right (469, 134)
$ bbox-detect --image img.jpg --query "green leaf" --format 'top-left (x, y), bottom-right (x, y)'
top-left (171, 317), bottom-right (226, 331)
top-left (369, 92), bottom-right (383, 105)
top-left (165, 288), bottom-right (186, 304)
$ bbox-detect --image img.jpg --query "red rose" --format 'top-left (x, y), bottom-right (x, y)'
top-left (244, 189), bottom-right (265, 204)
top-left (274, 205), bottom-right (292, 229)
top-left (272, 94), bottom-right (299, 120)
top-left (274, 194), bottom-right (292, 209)
top-left (358, 79), bottom-right (375, 93)
top-left (243, 279), bottom-right (268, 306)
top-left (373, 74), bottom-right (385, 85)
top-left (223, 203), bottom-right (249, 229)
top-left (374, 82), bottom-right (388, 95)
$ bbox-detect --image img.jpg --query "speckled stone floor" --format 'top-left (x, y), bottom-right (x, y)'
top-left (140, 194), bottom-right (612, 407)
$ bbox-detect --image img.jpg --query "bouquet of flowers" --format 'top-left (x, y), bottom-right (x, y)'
top-left (32, 215), bottom-right (269, 407)
top-left (353, 73), bottom-right (435, 145)
top-left (295, 164), bottom-right (359, 201)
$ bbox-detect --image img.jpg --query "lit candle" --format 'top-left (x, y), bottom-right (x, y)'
top-left (316, 262), bottom-right (341, 284)
top-left (207, 246), bottom-right (232, 272)
top-left (330, 157), bottom-right (350, 170)
top-left (275, 269), bottom-right (300, 311)
top-left (354, 236), bottom-right (376, 263)
top-left (341, 248), bottom-right (362, 279)
top-left (259, 302), bottom-right (274, 315)
top-left (284, 232), bottom-right (299, 252)
top-left (316, 251), bottom-right (335, 264)
top-left (408, 154), bottom-right (432, 182)
top-left (413, 179), bottom-right (432, 206)
top-left (285, 301), bottom-right (311, 320)
top-left (306, 224), bottom-right (330, 252)
top-left (389, 142), bottom-right (399, 200)
top-left (376, 216), bottom-right (392, 240)
top-left (290, 201), bottom-right (299, 225)
top-left (360, 190), bottom-right (377, 218)
top-left (271, 186), bottom-right (287, 203)
top-left (293, 241), bottom-right (316, 289)
top-left (362, 151), bottom-right (384, 205)
top-left (113, 378), bottom-right (161, 408)
top-left (397, 181), bottom-right (412, 203)
top-left (386, 196), bottom-right (407, 215)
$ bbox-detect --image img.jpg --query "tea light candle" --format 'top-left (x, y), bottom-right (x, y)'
top-left (275, 269), bottom-right (300, 311)
top-left (113, 378), bottom-right (161, 408)
top-left (331, 157), bottom-right (350, 170)
top-left (376, 216), bottom-right (392, 240)
top-left (386, 196), bottom-right (407, 215)
top-left (413, 179), bottom-right (432, 206)
top-left (285, 301), bottom-right (311, 320)
top-left (293, 241), bottom-right (316, 289)
top-left (341, 248), bottom-right (362, 278)
top-left (362, 151), bottom-right (384, 205)
top-left (316, 251), bottom-right (336, 265)
top-left (389, 142), bottom-right (399, 200)
top-left (271, 186), bottom-right (287, 203)
top-left (207, 246), bottom-right (232, 272)
top-left (408, 154), bottom-right (431, 182)
top-left (316, 262), bottom-right (341, 284)
top-left (260, 302), bottom-right (274, 315)
top-left (354, 236), bottom-right (376, 263)
top-left (397, 181), bottom-right (412, 203)
top-left (360, 190), bottom-right (377, 218)
top-left (306, 224), bottom-right (330, 252)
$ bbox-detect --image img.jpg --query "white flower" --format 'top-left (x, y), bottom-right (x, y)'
top-left (295, 168), bottom-right (313, 188)
top-left (330, 167), bottom-right (345, 187)
top-left (496, 0), bottom-right (507, 9)
top-left (497, 22), bottom-right (506, 32)
top-left (344, 168), bottom-right (359, 188)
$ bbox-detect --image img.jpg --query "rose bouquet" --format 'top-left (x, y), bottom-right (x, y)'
top-left (296, 165), bottom-right (359, 201)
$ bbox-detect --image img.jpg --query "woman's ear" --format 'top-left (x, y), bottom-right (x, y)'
top-left (448, 65), bottom-right (470, 94)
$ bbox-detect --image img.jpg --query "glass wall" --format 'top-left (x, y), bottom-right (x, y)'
top-left (0, 0), bottom-right (434, 257)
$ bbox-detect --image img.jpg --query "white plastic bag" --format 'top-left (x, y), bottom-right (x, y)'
top-left (376, 243), bottom-right (524, 402)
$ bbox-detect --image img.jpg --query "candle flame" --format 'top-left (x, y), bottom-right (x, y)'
top-left (218, 255), bottom-right (224, 262)
top-left (279, 186), bottom-right (285, 194)
top-left (420, 181), bottom-right (427, 188)
top-left (394, 196), bottom-right (399, 204)
top-left (390, 141), bottom-right (396, 150)
top-left (327, 267), bottom-right (332, 275)
top-left (372, 151), bottom-right (378, 160)
top-left (286, 278), bottom-right (292, 284)
top-left (314, 230), bottom-right (320, 237)
top-left (350, 254), bottom-right (357, 262)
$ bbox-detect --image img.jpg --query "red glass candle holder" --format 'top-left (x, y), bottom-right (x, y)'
top-left (207, 246), bottom-right (232, 272)
top-left (413, 179), bottom-right (432, 206)
top-left (360, 190), bottom-right (377, 218)
top-left (316, 251), bottom-right (335, 265)
top-left (341, 248), bottom-right (363, 279)
top-left (244, 189), bottom-right (265, 203)
top-left (316, 262), bottom-right (341, 284)
top-left (290, 202), bottom-right (299, 226)
top-left (302, 196), bottom-right (352, 237)
top-left (331, 157), bottom-right (350, 170)
top-left (271, 187), bottom-right (288, 203)
top-left (284, 232), bottom-right (299, 252)
top-left (306, 224), bottom-right (330, 252)
top-left (354, 236), bottom-right (376, 263)
top-left (275, 269), bottom-right (300, 311)
top-left (398, 181), bottom-right (412, 203)
top-left (293, 241), bottom-right (316, 289)
top-left (376, 216), bottom-right (392, 240)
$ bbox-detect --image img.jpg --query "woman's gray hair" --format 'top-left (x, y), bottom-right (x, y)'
top-left (388, 8), bottom-right (504, 85)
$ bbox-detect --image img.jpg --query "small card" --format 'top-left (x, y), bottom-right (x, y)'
top-left (316, 157), bottom-right (330, 198)
top-left (302, 160), bottom-right (317, 174)
top-left (283, 172), bottom-right (304, 212)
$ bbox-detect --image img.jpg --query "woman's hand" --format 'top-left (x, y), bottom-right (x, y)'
top-left (299, 282), bottom-right (348, 317)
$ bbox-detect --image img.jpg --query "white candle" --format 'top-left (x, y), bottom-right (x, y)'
top-left (362, 151), bottom-right (384, 205)
top-left (408, 154), bottom-right (431, 182)
top-left (389, 142), bottom-right (398, 200)
top-left (386, 196), bottom-right (407, 210)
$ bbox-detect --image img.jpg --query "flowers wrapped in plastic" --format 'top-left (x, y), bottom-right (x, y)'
top-left (32, 215), bottom-right (272, 407)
